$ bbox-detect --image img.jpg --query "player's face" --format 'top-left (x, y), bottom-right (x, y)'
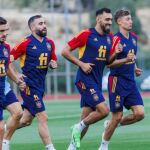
top-left (0, 24), bottom-right (9, 43)
top-left (97, 12), bottom-right (112, 34)
top-left (32, 18), bottom-right (47, 37)
top-left (119, 15), bottom-right (133, 31)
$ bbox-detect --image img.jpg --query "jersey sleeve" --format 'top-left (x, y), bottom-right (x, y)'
top-left (109, 36), bottom-right (121, 56)
top-left (10, 39), bottom-right (29, 61)
top-left (46, 38), bottom-right (57, 61)
top-left (50, 40), bottom-right (57, 61)
top-left (68, 29), bottom-right (91, 50)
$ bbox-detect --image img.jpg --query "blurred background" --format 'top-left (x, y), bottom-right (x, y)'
top-left (1, 1), bottom-right (150, 150)
top-left (1, 0), bottom-right (150, 96)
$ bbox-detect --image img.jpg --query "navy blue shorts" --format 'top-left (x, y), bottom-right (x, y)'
top-left (76, 81), bottom-right (105, 110)
top-left (20, 86), bottom-right (45, 117)
top-left (108, 75), bottom-right (144, 112)
top-left (3, 90), bottom-right (18, 109)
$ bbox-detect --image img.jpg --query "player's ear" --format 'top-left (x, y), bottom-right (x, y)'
top-left (96, 15), bottom-right (101, 23)
top-left (117, 18), bottom-right (122, 25)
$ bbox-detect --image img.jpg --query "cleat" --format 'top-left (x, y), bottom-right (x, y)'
top-left (71, 125), bottom-right (81, 148)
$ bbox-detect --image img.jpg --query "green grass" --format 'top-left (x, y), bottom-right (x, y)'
top-left (3, 98), bottom-right (150, 150)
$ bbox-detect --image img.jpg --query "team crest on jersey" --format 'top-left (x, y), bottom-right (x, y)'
top-left (132, 38), bottom-right (136, 46)
top-left (107, 36), bottom-right (111, 45)
top-left (115, 95), bottom-right (120, 108)
top-left (115, 101), bottom-right (120, 108)
top-left (46, 42), bottom-right (51, 51)
top-left (3, 48), bottom-right (8, 57)
top-left (36, 101), bottom-right (42, 108)
top-left (93, 94), bottom-right (99, 101)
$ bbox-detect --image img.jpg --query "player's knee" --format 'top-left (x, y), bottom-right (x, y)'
top-left (135, 112), bottom-right (145, 121)
top-left (37, 113), bottom-right (48, 123)
top-left (13, 110), bottom-right (23, 120)
top-left (112, 115), bottom-right (122, 124)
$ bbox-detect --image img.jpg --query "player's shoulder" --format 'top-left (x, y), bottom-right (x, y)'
top-left (3, 42), bottom-right (10, 48)
top-left (130, 32), bottom-right (138, 39)
top-left (75, 29), bottom-right (91, 38)
top-left (16, 37), bottom-right (31, 46)
top-left (46, 37), bottom-right (54, 44)
top-left (112, 33), bottom-right (121, 43)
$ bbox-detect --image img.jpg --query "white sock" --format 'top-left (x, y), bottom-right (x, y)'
top-left (75, 120), bottom-right (87, 132)
top-left (45, 144), bottom-right (55, 150)
top-left (67, 143), bottom-right (76, 150)
top-left (3, 139), bottom-right (10, 145)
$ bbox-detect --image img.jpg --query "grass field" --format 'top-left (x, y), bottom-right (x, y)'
top-left (3, 97), bottom-right (150, 150)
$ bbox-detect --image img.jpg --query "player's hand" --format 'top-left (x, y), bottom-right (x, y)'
top-left (126, 51), bottom-right (135, 62)
top-left (49, 60), bottom-right (57, 69)
top-left (115, 42), bottom-right (123, 54)
top-left (80, 62), bottom-right (95, 74)
top-left (135, 67), bottom-right (143, 77)
top-left (17, 80), bottom-right (26, 91)
top-left (17, 73), bottom-right (26, 82)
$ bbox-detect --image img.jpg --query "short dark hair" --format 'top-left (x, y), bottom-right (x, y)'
top-left (28, 15), bottom-right (42, 29)
top-left (96, 8), bottom-right (111, 17)
top-left (0, 17), bottom-right (7, 25)
top-left (114, 8), bottom-right (130, 23)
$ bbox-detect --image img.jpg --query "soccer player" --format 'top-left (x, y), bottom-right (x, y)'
top-left (0, 17), bottom-right (24, 150)
top-left (98, 9), bottom-right (144, 150)
top-left (2, 77), bottom-right (23, 150)
top-left (8, 15), bottom-right (57, 150)
top-left (62, 8), bottom-right (123, 150)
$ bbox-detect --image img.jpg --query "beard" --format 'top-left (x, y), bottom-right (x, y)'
top-left (101, 24), bottom-right (111, 34)
top-left (0, 37), bottom-right (6, 43)
top-left (36, 29), bottom-right (47, 37)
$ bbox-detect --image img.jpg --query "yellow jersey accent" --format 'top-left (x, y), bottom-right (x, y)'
top-left (20, 53), bottom-right (26, 68)
top-left (78, 45), bottom-right (86, 59)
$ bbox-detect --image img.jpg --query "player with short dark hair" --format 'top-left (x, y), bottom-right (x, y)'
top-left (62, 8), bottom-right (123, 150)
top-left (0, 16), bottom-right (24, 150)
top-left (99, 8), bottom-right (144, 150)
top-left (7, 15), bottom-right (57, 150)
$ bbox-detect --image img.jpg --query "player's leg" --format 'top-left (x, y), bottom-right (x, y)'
top-left (71, 82), bottom-right (109, 149)
top-left (120, 87), bottom-right (144, 125)
top-left (18, 108), bottom-right (33, 128)
top-left (3, 93), bottom-right (23, 140)
top-left (3, 102), bottom-right (22, 145)
top-left (36, 111), bottom-right (55, 150)
top-left (67, 107), bottom-right (93, 150)
top-left (120, 105), bottom-right (144, 125)
top-left (99, 112), bottom-right (123, 150)
top-left (99, 75), bottom-right (124, 150)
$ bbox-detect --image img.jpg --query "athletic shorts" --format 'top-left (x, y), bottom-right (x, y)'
top-left (3, 90), bottom-right (18, 109)
top-left (20, 86), bottom-right (45, 117)
top-left (108, 75), bottom-right (144, 112)
top-left (76, 81), bottom-right (105, 110)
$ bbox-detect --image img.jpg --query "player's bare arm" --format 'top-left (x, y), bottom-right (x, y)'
top-left (107, 51), bottom-right (135, 68)
top-left (135, 63), bottom-right (143, 77)
top-left (62, 44), bottom-right (95, 74)
top-left (107, 42), bottom-right (123, 64)
top-left (7, 62), bottom-right (26, 91)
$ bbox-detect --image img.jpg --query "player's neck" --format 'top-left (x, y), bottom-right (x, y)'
top-left (120, 28), bottom-right (129, 39)
top-left (95, 25), bottom-right (104, 35)
top-left (32, 33), bottom-right (44, 42)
